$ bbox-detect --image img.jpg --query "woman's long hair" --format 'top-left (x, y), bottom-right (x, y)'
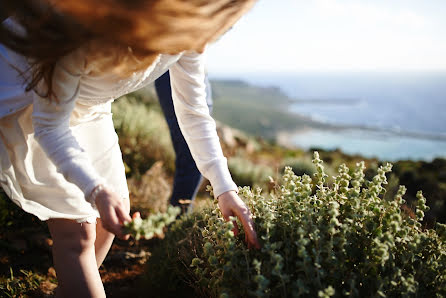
top-left (0, 0), bottom-right (256, 98)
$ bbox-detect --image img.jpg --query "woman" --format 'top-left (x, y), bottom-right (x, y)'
top-left (0, 0), bottom-right (259, 297)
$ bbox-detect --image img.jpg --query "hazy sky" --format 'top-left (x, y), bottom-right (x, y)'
top-left (207, 0), bottom-right (446, 74)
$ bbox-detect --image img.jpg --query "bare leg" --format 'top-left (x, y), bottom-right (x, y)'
top-left (95, 197), bottom-right (130, 268)
top-left (48, 219), bottom-right (105, 298)
top-left (94, 219), bottom-right (114, 268)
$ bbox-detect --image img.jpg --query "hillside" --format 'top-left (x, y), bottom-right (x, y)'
top-left (211, 80), bottom-right (328, 139)
top-left (1, 83), bottom-right (445, 297)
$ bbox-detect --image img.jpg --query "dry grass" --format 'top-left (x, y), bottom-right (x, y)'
top-left (127, 161), bottom-right (172, 214)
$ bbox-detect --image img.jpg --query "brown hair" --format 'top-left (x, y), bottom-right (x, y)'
top-left (0, 0), bottom-right (256, 98)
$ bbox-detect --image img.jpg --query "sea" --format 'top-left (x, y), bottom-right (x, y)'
top-left (218, 72), bottom-right (446, 161)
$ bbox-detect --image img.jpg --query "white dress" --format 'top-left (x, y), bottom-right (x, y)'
top-left (0, 43), bottom-right (237, 223)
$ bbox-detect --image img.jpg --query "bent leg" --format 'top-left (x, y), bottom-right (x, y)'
top-left (94, 219), bottom-right (114, 268)
top-left (155, 71), bottom-right (203, 209)
top-left (94, 197), bottom-right (129, 268)
top-left (48, 218), bottom-right (105, 298)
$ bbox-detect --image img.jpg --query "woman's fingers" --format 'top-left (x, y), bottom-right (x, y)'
top-left (232, 205), bottom-right (260, 249)
top-left (106, 208), bottom-right (122, 234)
top-left (114, 206), bottom-right (131, 240)
top-left (95, 189), bottom-right (131, 239)
top-left (116, 202), bottom-right (132, 224)
top-left (218, 191), bottom-right (260, 249)
top-left (233, 220), bottom-right (240, 236)
top-left (100, 206), bottom-right (119, 235)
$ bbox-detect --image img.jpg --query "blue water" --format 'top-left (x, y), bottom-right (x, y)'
top-left (214, 72), bottom-right (446, 161)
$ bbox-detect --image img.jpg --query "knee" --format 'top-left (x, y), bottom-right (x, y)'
top-left (74, 224), bottom-right (96, 254)
top-left (61, 224), bottom-right (96, 255)
top-left (49, 220), bottom-right (97, 255)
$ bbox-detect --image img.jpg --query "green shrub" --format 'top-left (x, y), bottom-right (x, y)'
top-left (392, 159), bottom-right (446, 225)
top-left (123, 206), bottom-right (180, 240)
top-left (280, 157), bottom-right (316, 177)
top-left (140, 214), bottom-right (206, 297)
top-left (112, 95), bottom-right (175, 177)
top-left (228, 156), bottom-right (275, 188)
top-left (144, 152), bottom-right (446, 297)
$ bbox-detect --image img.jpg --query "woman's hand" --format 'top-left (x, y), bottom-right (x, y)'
top-left (217, 190), bottom-right (260, 249)
top-left (94, 187), bottom-right (132, 239)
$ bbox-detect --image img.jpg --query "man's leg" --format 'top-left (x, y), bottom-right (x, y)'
top-left (155, 71), bottom-right (203, 209)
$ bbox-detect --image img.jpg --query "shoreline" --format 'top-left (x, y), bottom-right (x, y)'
top-left (276, 126), bottom-right (446, 162)
top-left (236, 78), bottom-right (446, 143)
top-left (286, 119), bottom-right (446, 142)
top-left (221, 76), bottom-right (446, 140)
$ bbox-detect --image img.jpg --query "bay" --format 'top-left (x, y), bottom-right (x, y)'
top-left (217, 71), bottom-right (446, 161)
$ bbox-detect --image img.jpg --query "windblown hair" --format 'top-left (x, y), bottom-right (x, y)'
top-left (0, 0), bottom-right (256, 98)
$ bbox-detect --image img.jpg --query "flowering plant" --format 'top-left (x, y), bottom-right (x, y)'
top-left (145, 152), bottom-right (446, 297)
top-left (123, 205), bottom-right (180, 240)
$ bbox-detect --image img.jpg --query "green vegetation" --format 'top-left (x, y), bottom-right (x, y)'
top-left (144, 153), bottom-right (446, 297)
top-left (0, 191), bottom-right (54, 297)
top-left (392, 158), bottom-right (446, 225)
top-left (123, 206), bottom-right (180, 240)
top-left (112, 90), bottom-right (175, 177)
top-left (228, 156), bottom-right (275, 188)
top-left (279, 157), bottom-right (317, 177)
top-left (0, 268), bottom-right (44, 297)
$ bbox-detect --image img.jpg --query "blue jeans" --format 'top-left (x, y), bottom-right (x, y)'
top-left (155, 71), bottom-right (213, 208)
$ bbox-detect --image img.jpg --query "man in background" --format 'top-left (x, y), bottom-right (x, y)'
top-left (155, 71), bottom-right (213, 212)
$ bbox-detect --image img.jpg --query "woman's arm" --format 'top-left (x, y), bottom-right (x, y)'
top-left (32, 50), bottom-right (131, 236)
top-left (169, 51), bottom-right (236, 198)
top-left (32, 51), bottom-right (103, 198)
top-left (169, 51), bottom-right (260, 248)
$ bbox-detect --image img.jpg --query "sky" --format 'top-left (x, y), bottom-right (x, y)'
top-left (206, 0), bottom-right (446, 74)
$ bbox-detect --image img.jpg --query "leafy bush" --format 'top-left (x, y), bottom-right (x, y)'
top-left (392, 159), bottom-right (446, 225)
top-left (112, 95), bottom-right (175, 177)
top-left (144, 152), bottom-right (446, 297)
top-left (228, 156), bottom-right (275, 188)
top-left (142, 213), bottom-right (206, 297)
top-left (280, 157), bottom-right (316, 177)
top-left (123, 205), bottom-right (180, 240)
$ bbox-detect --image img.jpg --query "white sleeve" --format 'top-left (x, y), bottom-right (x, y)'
top-left (32, 52), bottom-right (104, 199)
top-left (169, 51), bottom-right (237, 198)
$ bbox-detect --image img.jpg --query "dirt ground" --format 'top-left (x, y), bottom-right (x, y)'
top-left (0, 221), bottom-right (158, 297)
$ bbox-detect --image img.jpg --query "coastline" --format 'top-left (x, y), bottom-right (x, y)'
top-left (210, 78), bottom-right (446, 161)
top-left (277, 126), bottom-right (446, 162)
